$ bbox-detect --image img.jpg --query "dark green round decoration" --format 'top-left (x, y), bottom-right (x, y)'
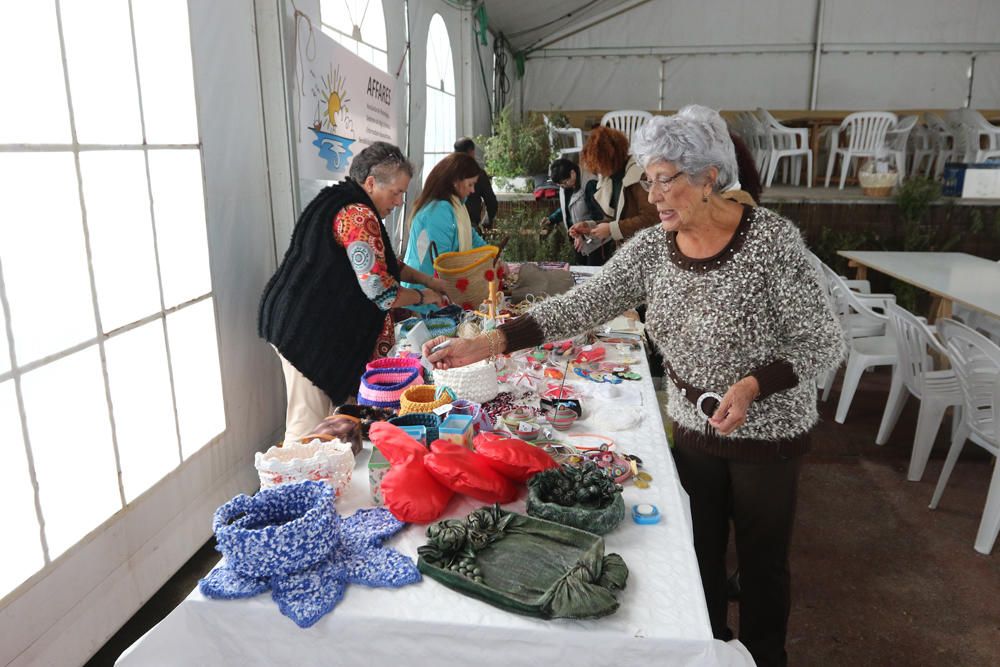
top-left (526, 462), bottom-right (626, 534)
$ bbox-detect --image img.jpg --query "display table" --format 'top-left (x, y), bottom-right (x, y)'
top-left (116, 310), bottom-right (753, 666)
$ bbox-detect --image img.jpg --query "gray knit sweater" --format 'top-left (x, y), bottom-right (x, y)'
top-left (501, 205), bottom-right (846, 443)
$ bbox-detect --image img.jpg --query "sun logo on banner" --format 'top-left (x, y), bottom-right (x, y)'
top-left (317, 65), bottom-right (351, 132)
top-left (309, 64), bottom-right (356, 172)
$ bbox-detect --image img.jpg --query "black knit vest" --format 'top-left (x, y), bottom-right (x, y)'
top-left (258, 179), bottom-right (401, 403)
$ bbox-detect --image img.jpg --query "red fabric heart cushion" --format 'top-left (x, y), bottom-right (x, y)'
top-left (379, 453), bottom-right (454, 524)
top-left (369, 422), bottom-right (427, 464)
top-left (424, 439), bottom-right (518, 504)
top-left (473, 432), bottom-right (559, 482)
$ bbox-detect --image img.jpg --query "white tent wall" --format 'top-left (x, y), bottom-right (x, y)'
top-left (521, 0), bottom-right (1000, 112)
top-left (1, 2), bottom-right (283, 666)
top-left (276, 0), bottom-right (490, 255)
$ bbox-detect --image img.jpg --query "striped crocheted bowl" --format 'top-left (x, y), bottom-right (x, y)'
top-left (398, 385), bottom-right (452, 416)
top-left (357, 368), bottom-right (423, 409)
top-left (365, 356), bottom-right (424, 373)
top-left (388, 412), bottom-right (441, 443)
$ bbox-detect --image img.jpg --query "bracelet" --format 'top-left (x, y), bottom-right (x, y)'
top-left (416, 288), bottom-right (425, 305)
top-left (485, 329), bottom-right (504, 362)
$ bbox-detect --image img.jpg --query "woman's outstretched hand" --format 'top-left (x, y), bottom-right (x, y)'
top-left (709, 377), bottom-right (760, 435)
top-left (422, 336), bottom-right (489, 370)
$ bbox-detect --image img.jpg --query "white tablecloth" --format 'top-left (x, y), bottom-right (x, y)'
top-left (117, 341), bottom-right (754, 667)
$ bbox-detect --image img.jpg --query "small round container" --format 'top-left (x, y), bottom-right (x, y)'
top-left (546, 405), bottom-right (578, 431)
top-left (501, 406), bottom-right (537, 430)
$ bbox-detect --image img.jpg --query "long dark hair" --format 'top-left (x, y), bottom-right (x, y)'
top-left (410, 153), bottom-right (482, 220)
top-left (729, 132), bottom-right (762, 203)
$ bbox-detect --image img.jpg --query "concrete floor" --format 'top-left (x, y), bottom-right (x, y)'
top-left (88, 367), bottom-right (999, 666)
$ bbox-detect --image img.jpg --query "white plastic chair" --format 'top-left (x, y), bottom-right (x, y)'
top-left (822, 265), bottom-right (898, 422)
top-left (543, 114), bottom-right (583, 160)
top-left (945, 109), bottom-right (1000, 163)
top-left (601, 110), bottom-right (652, 144)
top-left (756, 108), bottom-right (812, 188)
top-left (930, 319), bottom-right (1000, 555)
top-left (824, 112), bottom-right (898, 189)
top-left (884, 115), bottom-right (918, 183)
top-left (924, 112), bottom-right (960, 179)
top-left (877, 303), bottom-right (963, 481)
top-left (908, 123), bottom-right (936, 178)
top-left (733, 111), bottom-right (771, 178)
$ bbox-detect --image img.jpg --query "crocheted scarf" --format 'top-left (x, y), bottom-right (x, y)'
top-left (199, 481), bottom-right (420, 627)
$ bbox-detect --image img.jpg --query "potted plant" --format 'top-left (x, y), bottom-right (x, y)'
top-left (477, 107), bottom-right (551, 194)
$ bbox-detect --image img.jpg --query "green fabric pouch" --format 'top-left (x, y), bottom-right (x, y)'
top-left (417, 505), bottom-right (628, 619)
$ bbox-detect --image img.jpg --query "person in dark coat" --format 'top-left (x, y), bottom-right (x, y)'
top-left (454, 137), bottom-right (498, 230)
top-left (258, 142), bottom-right (449, 444)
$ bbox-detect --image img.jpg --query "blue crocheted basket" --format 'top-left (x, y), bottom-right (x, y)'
top-left (212, 480), bottom-right (339, 578)
top-left (388, 412), bottom-right (441, 443)
top-left (399, 317), bottom-right (457, 339)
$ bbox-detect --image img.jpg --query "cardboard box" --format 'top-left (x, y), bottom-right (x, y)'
top-left (438, 413), bottom-right (475, 450)
top-left (368, 449), bottom-right (391, 506)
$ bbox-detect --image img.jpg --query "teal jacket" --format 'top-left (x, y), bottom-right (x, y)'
top-left (403, 199), bottom-right (487, 313)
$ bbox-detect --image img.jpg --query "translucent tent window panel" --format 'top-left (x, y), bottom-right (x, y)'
top-left (166, 299), bottom-right (224, 459)
top-left (148, 149), bottom-right (212, 308)
top-left (105, 321), bottom-right (180, 502)
top-left (21, 347), bottom-right (120, 559)
top-left (0, 153), bottom-right (96, 366)
top-left (79, 151), bottom-right (162, 333)
top-left (59, 0), bottom-right (142, 144)
top-left (321, 0), bottom-right (387, 49)
top-left (320, 0), bottom-right (387, 71)
top-left (426, 15), bottom-right (455, 95)
top-left (0, 1), bottom-right (71, 143)
top-left (131, 0), bottom-right (199, 144)
top-left (0, 380), bottom-right (45, 598)
top-left (0, 307), bottom-right (9, 375)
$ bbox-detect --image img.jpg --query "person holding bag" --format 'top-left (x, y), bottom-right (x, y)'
top-left (402, 153), bottom-right (490, 312)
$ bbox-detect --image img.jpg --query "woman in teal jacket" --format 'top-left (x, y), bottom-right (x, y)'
top-left (403, 152), bottom-right (488, 311)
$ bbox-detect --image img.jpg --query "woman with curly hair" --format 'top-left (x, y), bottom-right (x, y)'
top-left (567, 125), bottom-right (658, 257)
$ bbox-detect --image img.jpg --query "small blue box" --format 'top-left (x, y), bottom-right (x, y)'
top-left (398, 425), bottom-right (427, 447)
top-left (941, 162), bottom-right (967, 197)
top-left (438, 413), bottom-right (475, 449)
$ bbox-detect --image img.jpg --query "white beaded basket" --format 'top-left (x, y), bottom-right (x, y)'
top-left (255, 438), bottom-right (355, 496)
top-left (433, 360), bottom-right (499, 404)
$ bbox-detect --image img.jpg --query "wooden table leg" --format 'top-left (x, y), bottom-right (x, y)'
top-left (846, 260), bottom-right (867, 281)
top-left (928, 297), bottom-right (953, 324)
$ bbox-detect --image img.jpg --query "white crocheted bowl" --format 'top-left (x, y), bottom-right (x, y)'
top-left (433, 360), bottom-right (499, 404)
top-left (255, 438), bottom-right (355, 496)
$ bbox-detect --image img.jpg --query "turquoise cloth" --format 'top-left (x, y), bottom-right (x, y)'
top-left (403, 199), bottom-right (487, 314)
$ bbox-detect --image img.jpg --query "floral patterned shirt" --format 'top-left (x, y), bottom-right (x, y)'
top-left (333, 203), bottom-right (397, 359)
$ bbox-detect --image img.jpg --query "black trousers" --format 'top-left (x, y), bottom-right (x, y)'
top-left (672, 434), bottom-right (802, 667)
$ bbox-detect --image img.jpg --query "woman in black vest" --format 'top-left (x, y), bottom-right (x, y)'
top-left (259, 142), bottom-right (449, 444)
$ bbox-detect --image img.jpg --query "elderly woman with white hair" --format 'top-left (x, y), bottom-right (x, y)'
top-left (423, 107), bottom-right (844, 666)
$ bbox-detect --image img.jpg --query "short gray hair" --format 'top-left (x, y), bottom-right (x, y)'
top-left (349, 141), bottom-right (414, 185)
top-left (631, 108), bottom-right (738, 191)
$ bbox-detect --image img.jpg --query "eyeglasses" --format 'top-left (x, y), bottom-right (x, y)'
top-left (639, 171), bottom-right (687, 193)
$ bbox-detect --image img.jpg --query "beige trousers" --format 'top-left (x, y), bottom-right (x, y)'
top-left (274, 346), bottom-right (331, 445)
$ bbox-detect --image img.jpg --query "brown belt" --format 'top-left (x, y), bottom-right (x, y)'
top-left (663, 360), bottom-right (722, 418)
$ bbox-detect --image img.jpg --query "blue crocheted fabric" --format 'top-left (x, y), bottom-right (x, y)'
top-left (199, 481), bottom-right (420, 627)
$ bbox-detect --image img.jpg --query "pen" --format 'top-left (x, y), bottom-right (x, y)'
top-left (429, 339), bottom-right (453, 354)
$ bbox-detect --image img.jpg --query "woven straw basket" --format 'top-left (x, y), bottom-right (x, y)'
top-left (432, 245), bottom-right (499, 310)
top-left (399, 385), bottom-right (452, 416)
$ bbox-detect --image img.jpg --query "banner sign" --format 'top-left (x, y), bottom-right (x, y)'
top-left (296, 30), bottom-right (397, 181)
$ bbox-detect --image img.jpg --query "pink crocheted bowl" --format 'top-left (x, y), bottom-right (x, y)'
top-left (366, 356), bottom-right (424, 373)
top-left (358, 368), bottom-right (423, 408)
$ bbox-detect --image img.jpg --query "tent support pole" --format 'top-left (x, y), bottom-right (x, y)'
top-left (809, 0), bottom-right (825, 110)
